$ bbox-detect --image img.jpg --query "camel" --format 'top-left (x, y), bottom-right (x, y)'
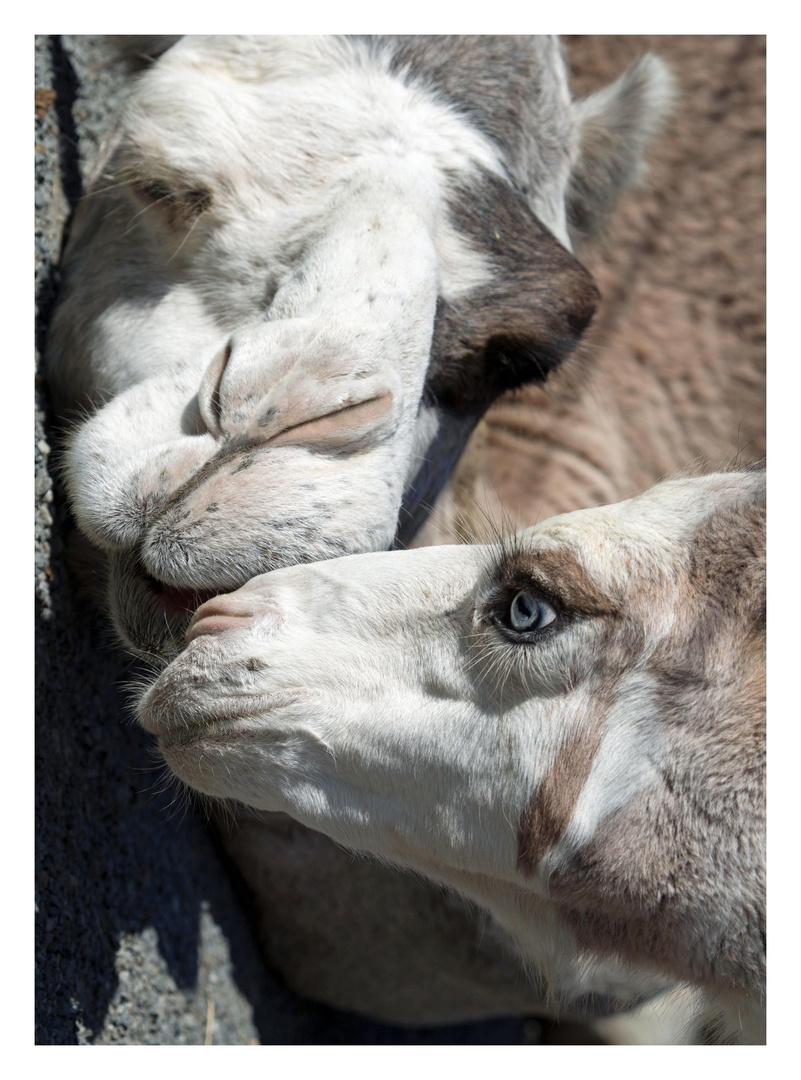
top-left (47, 35), bottom-right (670, 663)
top-left (46, 35), bottom-right (683, 1032)
top-left (140, 467), bottom-right (766, 1044)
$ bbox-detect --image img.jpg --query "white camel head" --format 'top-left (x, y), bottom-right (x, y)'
top-left (139, 468), bottom-right (765, 1033)
top-left (47, 36), bottom-right (672, 661)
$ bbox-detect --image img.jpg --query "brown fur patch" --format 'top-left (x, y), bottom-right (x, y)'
top-left (545, 484), bottom-right (766, 995)
top-left (427, 171), bottom-right (600, 417)
top-left (512, 547), bottom-right (618, 618)
top-left (518, 710), bottom-right (604, 875)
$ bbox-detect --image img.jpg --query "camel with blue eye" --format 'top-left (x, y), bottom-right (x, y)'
top-left (141, 468), bottom-right (765, 1044)
top-left (48, 35), bottom-right (685, 1031)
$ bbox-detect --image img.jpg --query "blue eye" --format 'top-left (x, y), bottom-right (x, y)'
top-left (508, 591), bottom-right (557, 632)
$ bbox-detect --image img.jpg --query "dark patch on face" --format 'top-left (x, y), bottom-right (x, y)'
top-left (496, 542), bottom-right (618, 621)
top-left (425, 170), bottom-right (599, 417)
top-left (518, 710), bottom-right (604, 875)
top-left (257, 405), bottom-right (278, 429)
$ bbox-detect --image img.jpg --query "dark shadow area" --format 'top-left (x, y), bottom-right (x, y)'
top-left (48, 35), bottom-right (83, 212)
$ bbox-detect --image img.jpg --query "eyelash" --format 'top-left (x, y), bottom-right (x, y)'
top-left (129, 180), bottom-right (212, 223)
top-left (131, 179), bottom-right (174, 206)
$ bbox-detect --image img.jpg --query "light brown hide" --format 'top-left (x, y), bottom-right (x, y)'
top-left (525, 489), bottom-right (765, 995)
top-left (517, 711), bottom-right (604, 875)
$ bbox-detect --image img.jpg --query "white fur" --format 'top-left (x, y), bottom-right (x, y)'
top-left (54, 36), bottom-right (509, 601)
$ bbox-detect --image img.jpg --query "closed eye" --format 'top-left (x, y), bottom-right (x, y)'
top-left (130, 178), bottom-right (174, 208)
top-left (129, 179), bottom-right (212, 227)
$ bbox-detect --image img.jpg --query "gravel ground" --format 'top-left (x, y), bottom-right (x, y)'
top-left (34, 34), bottom-right (537, 1047)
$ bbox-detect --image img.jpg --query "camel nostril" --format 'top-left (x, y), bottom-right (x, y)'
top-left (185, 593), bottom-right (261, 642)
top-left (185, 612), bottom-right (255, 641)
top-left (185, 590), bottom-right (286, 643)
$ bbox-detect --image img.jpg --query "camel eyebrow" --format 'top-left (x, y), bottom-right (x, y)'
top-left (495, 544), bottom-right (618, 619)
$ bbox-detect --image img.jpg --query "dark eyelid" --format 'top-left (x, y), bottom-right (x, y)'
top-left (515, 576), bottom-right (564, 615)
top-left (128, 178), bottom-right (213, 229)
top-left (492, 572), bottom-right (567, 619)
top-left (494, 543), bottom-right (617, 619)
top-left (131, 178), bottom-right (173, 204)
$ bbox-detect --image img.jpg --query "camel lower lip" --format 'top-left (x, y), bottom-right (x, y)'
top-left (142, 690), bottom-right (305, 741)
top-left (159, 722), bottom-right (238, 752)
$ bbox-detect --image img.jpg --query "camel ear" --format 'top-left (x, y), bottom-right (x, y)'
top-left (567, 53), bottom-right (675, 243)
top-left (426, 173), bottom-right (599, 416)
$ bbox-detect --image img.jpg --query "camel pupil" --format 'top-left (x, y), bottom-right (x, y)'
top-left (510, 592), bottom-right (538, 630)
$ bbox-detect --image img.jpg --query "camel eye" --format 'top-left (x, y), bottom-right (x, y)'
top-left (508, 591), bottom-right (557, 632)
top-left (132, 179), bottom-right (173, 207)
